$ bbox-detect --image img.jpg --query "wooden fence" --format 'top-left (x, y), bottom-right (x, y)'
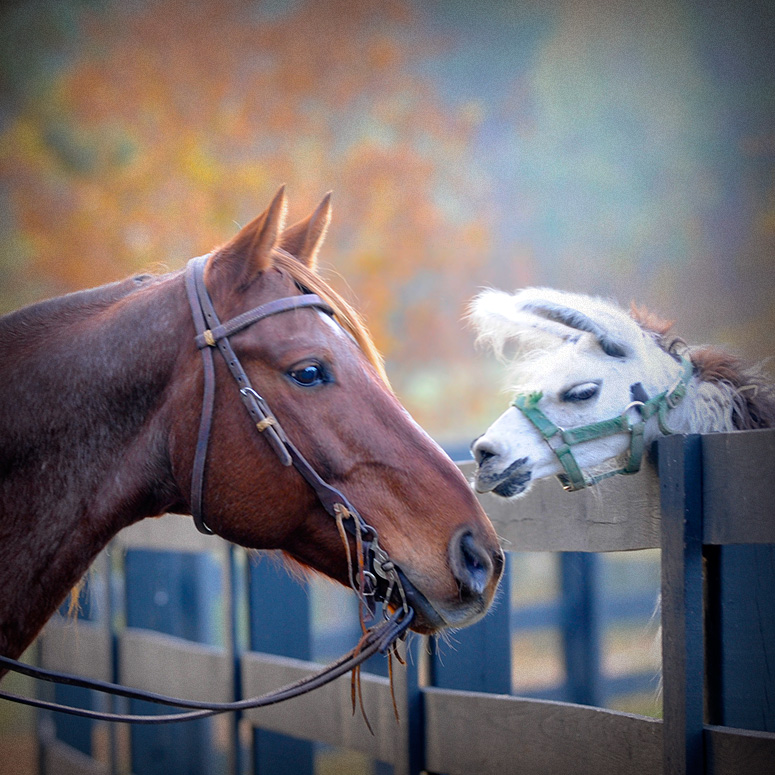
top-left (22, 429), bottom-right (775, 774)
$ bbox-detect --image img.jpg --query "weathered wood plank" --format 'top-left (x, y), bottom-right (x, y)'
top-left (705, 543), bottom-right (775, 733)
top-left (702, 428), bottom-right (775, 545)
top-left (119, 628), bottom-right (231, 703)
top-left (40, 617), bottom-right (112, 683)
top-left (705, 724), bottom-right (775, 775)
top-left (423, 687), bottom-right (661, 775)
top-left (659, 434), bottom-right (704, 775)
top-left (458, 459), bottom-right (661, 552)
top-left (241, 651), bottom-right (410, 772)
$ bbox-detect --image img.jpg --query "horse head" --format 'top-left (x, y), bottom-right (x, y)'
top-left (468, 288), bottom-right (690, 497)
top-left (167, 188), bottom-right (503, 633)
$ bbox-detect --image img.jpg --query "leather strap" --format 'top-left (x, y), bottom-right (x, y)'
top-left (184, 255), bottom-right (332, 533)
top-left (0, 608), bottom-right (412, 723)
top-left (0, 254), bottom-right (414, 725)
top-left (193, 295), bottom-right (332, 349)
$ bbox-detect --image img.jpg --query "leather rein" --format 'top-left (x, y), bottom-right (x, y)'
top-left (0, 254), bottom-right (413, 722)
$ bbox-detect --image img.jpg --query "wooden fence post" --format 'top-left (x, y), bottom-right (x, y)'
top-left (49, 576), bottom-right (99, 759)
top-left (560, 552), bottom-right (602, 706)
top-left (248, 554), bottom-right (314, 775)
top-left (402, 636), bottom-right (425, 775)
top-left (707, 544), bottom-right (775, 732)
top-left (659, 433), bottom-right (704, 775)
top-left (124, 549), bottom-right (222, 775)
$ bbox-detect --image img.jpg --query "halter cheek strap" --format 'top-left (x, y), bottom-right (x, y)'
top-left (512, 356), bottom-right (695, 491)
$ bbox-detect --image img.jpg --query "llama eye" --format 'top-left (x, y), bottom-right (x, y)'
top-left (562, 382), bottom-right (600, 403)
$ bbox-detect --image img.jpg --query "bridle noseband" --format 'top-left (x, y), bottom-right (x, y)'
top-left (511, 356), bottom-right (695, 491)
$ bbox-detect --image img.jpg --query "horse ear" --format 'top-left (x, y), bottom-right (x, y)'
top-left (278, 192), bottom-right (332, 271)
top-left (210, 186), bottom-right (288, 281)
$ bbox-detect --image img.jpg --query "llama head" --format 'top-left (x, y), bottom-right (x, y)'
top-left (468, 288), bottom-right (687, 497)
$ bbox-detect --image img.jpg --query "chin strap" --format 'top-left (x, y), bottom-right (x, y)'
top-left (512, 356), bottom-right (694, 491)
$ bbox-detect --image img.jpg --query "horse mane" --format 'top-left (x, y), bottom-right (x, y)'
top-left (271, 250), bottom-right (390, 388)
top-left (0, 275), bottom-right (159, 337)
top-left (630, 302), bottom-right (775, 430)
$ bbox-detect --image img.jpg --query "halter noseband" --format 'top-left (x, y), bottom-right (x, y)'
top-left (511, 356), bottom-right (694, 491)
top-left (183, 254), bottom-right (408, 615)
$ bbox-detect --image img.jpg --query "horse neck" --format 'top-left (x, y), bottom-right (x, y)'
top-left (0, 273), bottom-right (188, 658)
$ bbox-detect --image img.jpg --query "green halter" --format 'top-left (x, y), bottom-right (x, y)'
top-left (511, 356), bottom-right (694, 491)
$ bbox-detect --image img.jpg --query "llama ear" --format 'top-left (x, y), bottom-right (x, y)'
top-left (467, 289), bottom-right (533, 358)
top-left (469, 288), bottom-right (631, 359)
top-left (520, 299), bottom-right (629, 358)
top-left (209, 186), bottom-right (288, 283)
top-left (278, 192), bottom-right (332, 271)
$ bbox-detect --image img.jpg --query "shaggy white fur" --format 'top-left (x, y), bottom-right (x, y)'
top-left (468, 287), bottom-right (773, 498)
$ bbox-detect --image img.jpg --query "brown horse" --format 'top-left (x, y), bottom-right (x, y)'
top-left (0, 188), bottom-right (503, 662)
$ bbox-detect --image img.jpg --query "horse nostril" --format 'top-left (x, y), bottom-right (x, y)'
top-left (450, 529), bottom-right (494, 599)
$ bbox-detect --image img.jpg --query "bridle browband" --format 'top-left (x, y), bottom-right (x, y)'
top-left (511, 356), bottom-right (694, 491)
top-left (0, 254), bottom-right (413, 722)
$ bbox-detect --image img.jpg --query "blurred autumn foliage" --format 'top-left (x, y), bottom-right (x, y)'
top-left (2, 0), bottom-right (774, 443)
top-left (0, 0), bottom-right (506, 441)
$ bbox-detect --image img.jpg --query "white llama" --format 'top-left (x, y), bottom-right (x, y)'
top-left (469, 288), bottom-right (775, 498)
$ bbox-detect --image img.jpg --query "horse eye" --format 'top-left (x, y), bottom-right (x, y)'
top-left (562, 382), bottom-right (600, 403)
top-left (288, 363), bottom-right (327, 387)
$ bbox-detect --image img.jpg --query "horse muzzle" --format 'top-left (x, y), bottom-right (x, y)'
top-left (375, 529), bottom-right (504, 634)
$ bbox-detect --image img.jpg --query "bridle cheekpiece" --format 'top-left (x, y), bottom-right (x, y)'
top-left (184, 254), bottom-right (409, 620)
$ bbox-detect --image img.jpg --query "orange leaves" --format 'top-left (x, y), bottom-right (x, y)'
top-left (2, 0), bottom-right (498, 436)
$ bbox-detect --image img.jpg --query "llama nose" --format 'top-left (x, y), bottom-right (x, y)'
top-left (448, 528), bottom-right (503, 600)
top-left (471, 435), bottom-right (502, 467)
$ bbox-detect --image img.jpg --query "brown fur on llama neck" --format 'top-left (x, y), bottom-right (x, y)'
top-left (629, 302), bottom-right (775, 430)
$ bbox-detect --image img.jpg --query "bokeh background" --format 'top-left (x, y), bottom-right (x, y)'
top-left (2, 0), bottom-right (774, 448)
top-left (1, 3), bottom-right (774, 769)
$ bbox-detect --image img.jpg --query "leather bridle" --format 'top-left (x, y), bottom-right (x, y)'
top-left (0, 254), bottom-right (414, 722)
top-left (184, 254), bottom-right (408, 610)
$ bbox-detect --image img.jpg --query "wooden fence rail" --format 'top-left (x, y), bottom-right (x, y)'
top-left (20, 428), bottom-right (775, 774)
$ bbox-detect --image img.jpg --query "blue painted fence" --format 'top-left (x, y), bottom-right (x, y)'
top-left (27, 430), bottom-right (775, 775)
